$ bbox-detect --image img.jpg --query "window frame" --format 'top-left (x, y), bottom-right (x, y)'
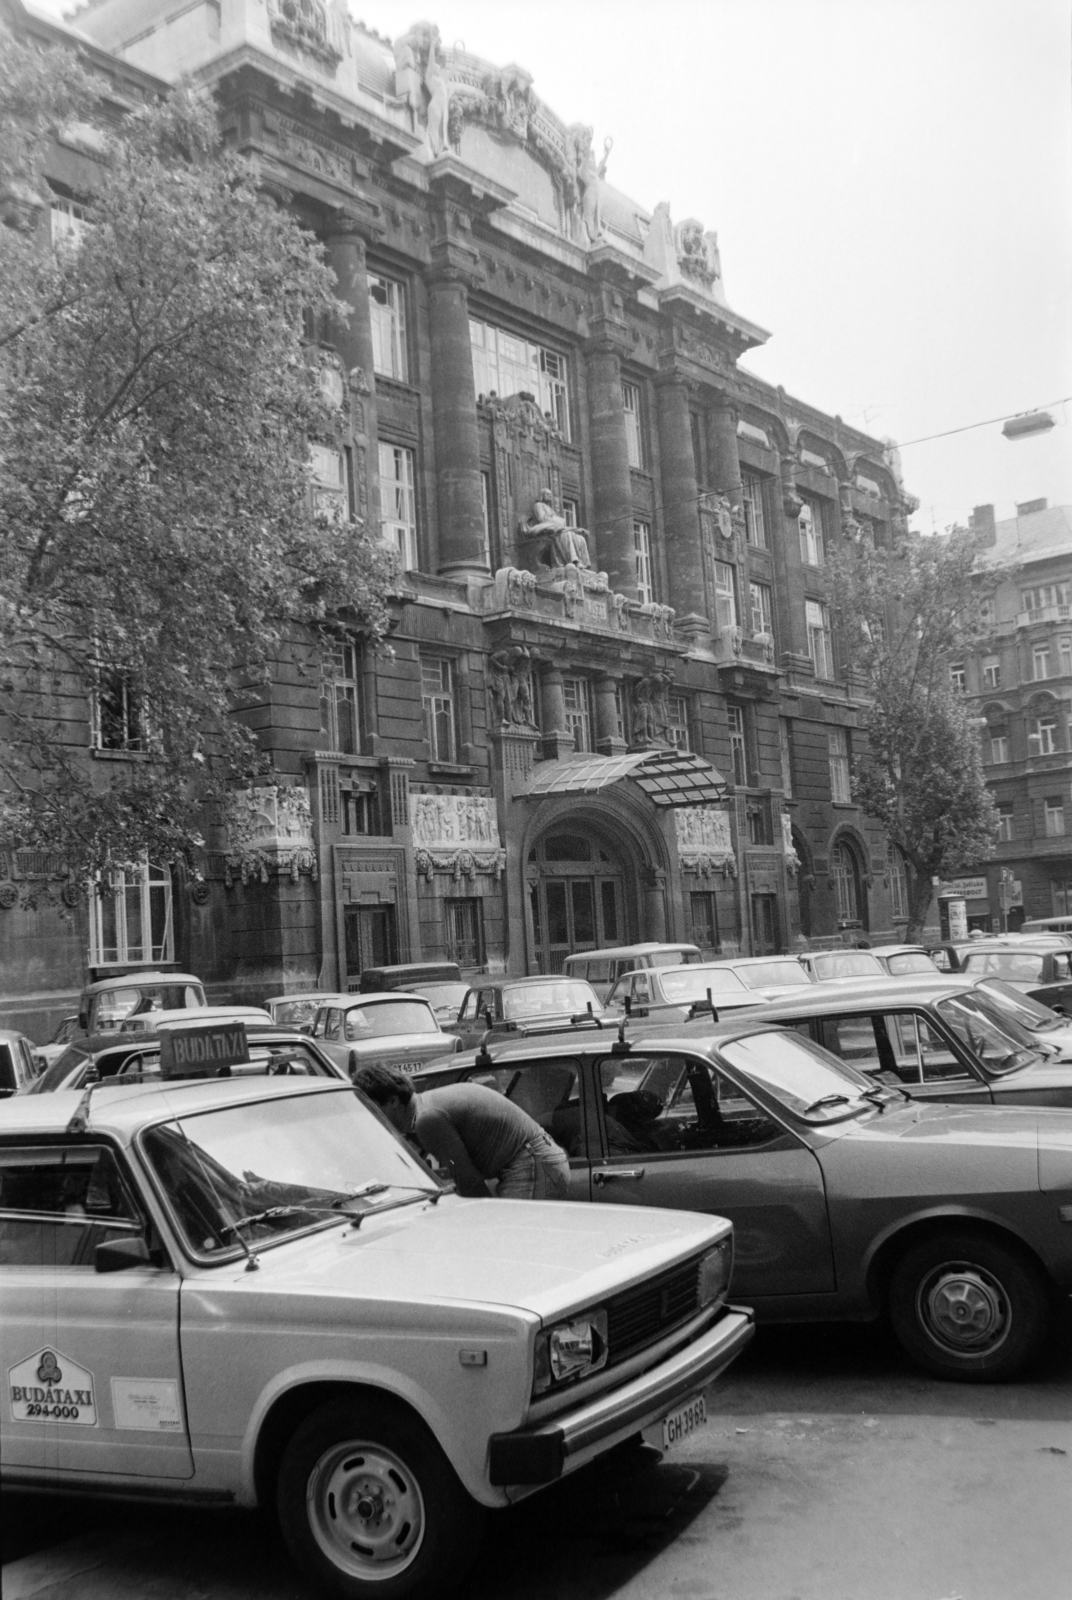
top-left (368, 272), bottom-right (407, 382)
top-left (714, 562), bottom-right (738, 632)
top-left (749, 579), bottom-right (773, 637)
top-left (806, 599), bottom-right (834, 679)
top-left (469, 317), bottom-right (572, 439)
top-left (828, 727), bottom-right (852, 804)
top-left (1028, 716), bottom-right (1058, 757)
top-left (741, 472), bottom-right (768, 549)
top-left (561, 676), bottom-right (595, 753)
top-left (996, 803), bottom-right (1014, 842)
top-left (319, 641), bottom-right (361, 755)
top-left (379, 441), bottom-right (418, 570)
top-left (421, 655), bottom-right (457, 763)
top-left (622, 380), bottom-right (644, 469)
top-left (633, 520), bottom-right (654, 605)
top-left (89, 859), bottom-right (174, 968)
top-left (1044, 798), bottom-right (1066, 838)
top-left (798, 498), bottom-right (825, 567)
top-left (727, 703), bottom-right (748, 786)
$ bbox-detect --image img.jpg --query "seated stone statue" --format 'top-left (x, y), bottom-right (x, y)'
top-left (522, 490), bottom-right (592, 570)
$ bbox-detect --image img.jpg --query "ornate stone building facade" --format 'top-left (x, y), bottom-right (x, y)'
top-left (1, 0), bottom-right (920, 1031)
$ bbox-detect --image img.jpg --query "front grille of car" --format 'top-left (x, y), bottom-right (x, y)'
top-left (604, 1257), bottom-right (702, 1366)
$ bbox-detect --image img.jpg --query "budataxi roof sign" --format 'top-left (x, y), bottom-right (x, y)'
top-left (159, 1023), bottom-right (250, 1078)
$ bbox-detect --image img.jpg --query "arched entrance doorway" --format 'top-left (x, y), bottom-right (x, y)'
top-left (527, 825), bottom-right (631, 972)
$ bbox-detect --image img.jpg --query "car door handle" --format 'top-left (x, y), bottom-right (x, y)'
top-left (594, 1168), bottom-right (645, 1185)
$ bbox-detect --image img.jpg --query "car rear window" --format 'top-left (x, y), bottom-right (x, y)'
top-left (503, 982), bottom-right (599, 1020)
top-left (344, 1000), bottom-right (439, 1038)
top-left (736, 962), bottom-right (810, 989)
top-left (659, 968), bottom-right (751, 1001)
top-left (883, 952), bottom-right (938, 975)
top-left (961, 952), bottom-right (1045, 981)
top-left (812, 953), bottom-right (885, 979)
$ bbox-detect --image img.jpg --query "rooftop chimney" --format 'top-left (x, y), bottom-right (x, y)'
top-left (1016, 498), bottom-right (1048, 516)
top-left (969, 504), bottom-right (997, 546)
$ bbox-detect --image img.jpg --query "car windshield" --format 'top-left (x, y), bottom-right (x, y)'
top-left (412, 983), bottom-right (469, 1019)
top-left (812, 952), bottom-right (885, 979)
top-left (960, 951), bottom-right (1046, 981)
top-left (503, 982), bottom-right (600, 1020)
top-left (935, 996), bottom-right (1045, 1074)
top-left (32, 1045), bottom-right (92, 1093)
top-left (650, 949), bottom-right (700, 966)
top-left (271, 998), bottom-right (323, 1027)
top-left (734, 961), bottom-right (810, 990)
top-left (883, 952), bottom-right (938, 975)
top-left (975, 979), bottom-right (1066, 1031)
top-left (94, 984), bottom-right (205, 1029)
top-left (720, 1030), bottom-right (875, 1121)
top-left (658, 967), bottom-right (751, 1001)
top-left (141, 1088), bottom-right (438, 1259)
top-left (344, 1001), bottom-right (439, 1038)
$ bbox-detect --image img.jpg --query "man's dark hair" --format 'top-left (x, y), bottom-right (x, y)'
top-left (353, 1064), bottom-right (415, 1106)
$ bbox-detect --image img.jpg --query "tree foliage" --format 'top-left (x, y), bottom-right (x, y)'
top-left (0, 38), bottom-right (391, 885)
top-left (827, 529), bottom-right (1000, 940)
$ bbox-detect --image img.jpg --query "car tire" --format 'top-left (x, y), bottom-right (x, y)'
top-left (277, 1395), bottom-right (484, 1600)
top-left (888, 1230), bottom-right (1051, 1382)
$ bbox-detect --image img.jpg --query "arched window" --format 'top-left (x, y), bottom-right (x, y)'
top-left (831, 841), bottom-right (861, 923)
top-left (887, 844), bottom-right (909, 922)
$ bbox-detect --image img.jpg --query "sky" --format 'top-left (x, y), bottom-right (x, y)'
top-left (46, 0), bottom-right (1072, 531)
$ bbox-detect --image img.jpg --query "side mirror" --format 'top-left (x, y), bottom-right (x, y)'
top-left (95, 1235), bottom-right (153, 1273)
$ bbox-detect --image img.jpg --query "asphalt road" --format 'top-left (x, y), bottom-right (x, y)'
top-left (4, 1313), bottom-right (1072, 1600)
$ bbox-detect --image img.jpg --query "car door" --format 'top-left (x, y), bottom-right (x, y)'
top-left (451, 1055), bottom-right (594, 1201)
top-left (0, 1138), bottom-right (192, 1480)
top-left (580, 1048), bottom-right (835, 1300)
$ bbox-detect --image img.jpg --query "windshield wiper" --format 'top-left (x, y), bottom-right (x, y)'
top-left (329, 1181), bottom-right (442, 1209)
top-left (860, 1085), bottom-right (908, 1111)
top-left (803, 1093), bottom-right (854, 1116)
top-left (220, 1204), bottom-right (334, 1237)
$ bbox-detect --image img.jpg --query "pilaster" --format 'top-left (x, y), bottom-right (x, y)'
top-left (426, 209), bottom-right (489, 579)
top-left (655, 371), bottom-right (708, 632)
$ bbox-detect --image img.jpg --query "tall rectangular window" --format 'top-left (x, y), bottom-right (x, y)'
top-left (988, 732), bottom-right (1010, 764)
top-left (50, 194), bottom-right (90, 249)
top-left (612, 685), bottom-right (626, 741)
top-left (741, 472), bottom-right (767, 548)
top-left (379, 443), bottom-right (418, 569)
top-left (728, 704), bottom-right (748, 785)
top-left (798, 498), bottom-right (825, 566)
top-left (421, 656), bottom-right (456, 762)
top-left (446, 898), bottom-right (484, 968)
top-left (828, 726), bottom-right (851, 803)
top-left (1045, 798), bottom-right (1066, 837)
top-left (806, 600), bottom-right (833, 679)
top-left (667, 695), bottom-right (691, 751)
top-left (93, 672), bottom-right (145, 752)
top-left (1032, 645), bottom-right (1051, 681)
top-left (562, 677), bottom-right (594, 752)
top-left (749, 580), bottom-right (773, 636)
top-left (949, 662), bottom-right (966, 692)
top-left (714, 562), bottom-right (737, 632)
top-left (622, 381), bottom-right (644, 468)
top-left (320, 642), bottom-right (361, 754)
top-left (982, 656), bottom-right (1001, 688)
top-left (633, 520), bottom-right (654, 605)
top-left (997, 804), bottom-right (1014, 842)
top-left (1052, 878), bottom-right (1072, 913)
top-left (90, 860), bottom-right (173, 967)
top-left (779, 719), bottom-right (793, 796)
top-left (1061, 638), bottom-right (1072, 677)
top-left (1028, 717), bottom-right (1058, 756)
top-left (479, 471), bottom-right (492, 567)
top-left (469, 318), bottom-right (571, 438)
top-left (368, 273), bottom-right (407, 380)
top-left (690, 892), bottom-right (719, 953)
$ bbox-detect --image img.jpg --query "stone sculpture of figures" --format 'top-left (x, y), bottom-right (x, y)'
top-left (632, 671), bottom-right (673, 747)
top-left (569, 126), bottom-right (611, 246)
top-left (488, 646), bottom-right (535, 728)
top-left (392, 21), bottom-right (449, 155)
top-left (392, 27), bottom-right (423, 129)
top-left (521, 489), bottom-right (592, 570)
top-left (424, 30), bottom-right (450, 156)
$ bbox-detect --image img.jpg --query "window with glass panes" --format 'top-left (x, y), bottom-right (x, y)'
top-left (887, 844), bottom-right (909, 920)
top-left (988, 730), bottom-right (1010, 764)
top-left (1022, 582), bottom-right (1070, 614)
top-left (828, 727), bottom-right (851, 803)
top-left (949, 662), bottom-right (966, 691)
top-left (633, 520), bottom-right (654, 604)
top-left (1052, 878), bottom-right (1072, 913)
top-left (613, 684), bottom-right (626, 741)
top-left (562, 677), bottom-right (594, 751)
top-left (714, 563), bottom-right (737, 632)
top-left (798, 498), bottom-right (825, 566)
top-left (690, 892), bottom-right (719, 952)
top-left (320, 642), bottom-right (361, 754)
top-left (997, 804), bottom-right (1014, 842)
top-left (622, 381), bottom-right (644, 468)
top-left (50, 194), bottom-right (90, 248)
top-left (806, 600), bottom-right (833, 678)
top-left (90, 860), bottom-right (173, 966)
top-left (1045, 798), bottom-right (1066, 837)
top-left (667, 696), bottom-right (690, 751)
top-left (831, 841), bottom-right (860, 922)
top-left (479, 471), bottom-right (492, 567)
top-left (1061, 639), bottom-right (1072, 677)
top-left (1032, 645), bottom-right (1051, 681)
top-left (983, 656), bottom-right (1001, 688)
top-left (1028, 716), bottom-right (1058, 756)
top-left (421, 656), bottom-right (456, 762)
top-left (749, 580), bottom-right (773, 636)
top-left (379, 443), bottom-right (417, 569)
top-left (94, 672), bottom-right (144, 752)
top-left (469, 318), bottom-right (570, 437)
top-left (446, 898), bottom-right (484, 967)
top-left (779, 719), bottom-right (793, 796)
top-left (728, 704), bottom-right (748, 785)
top-left (741, 472), bottom-right (767, 548)
top-left (368, 274), bottom-right (406, 380)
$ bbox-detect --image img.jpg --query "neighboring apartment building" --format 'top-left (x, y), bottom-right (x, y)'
top-left (0, 0), bottom-right (920, 1034)
top-left (951, 501), bottom-right (1072, 932)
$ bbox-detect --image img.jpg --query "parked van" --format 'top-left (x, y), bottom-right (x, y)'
top-left (1021, 916), bottom-right (1072, 940)
top-left (563, 943), bottom-right (701, 1001)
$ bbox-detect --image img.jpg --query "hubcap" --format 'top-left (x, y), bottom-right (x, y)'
top-left (307, 1440), bottom-right (425, 1580)
top-left (917, 1262), bottom-right (1011, 1355)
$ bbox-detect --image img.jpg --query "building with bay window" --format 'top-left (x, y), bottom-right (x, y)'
top-left (1, 0), bottom-right (921, 1034)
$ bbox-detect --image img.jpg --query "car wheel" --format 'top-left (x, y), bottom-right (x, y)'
top-left (888, 1231), bottom-right (1051, 1382)
top-left (277, 1396), bottom-right (484, 1600)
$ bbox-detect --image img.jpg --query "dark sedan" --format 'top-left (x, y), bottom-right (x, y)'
top-left (956, 944), bottom-right (1072, 1012)
top-left (413, 1016), bottom-right (1072, 1382)
top-left (445, 975), bottom-right (604, 1051)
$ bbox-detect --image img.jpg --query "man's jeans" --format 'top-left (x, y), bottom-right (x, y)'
top-left (496, 1131), bottom-right (570, 1199)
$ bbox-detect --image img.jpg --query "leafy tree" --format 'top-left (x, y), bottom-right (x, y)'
top-left (1, 38), bottom-right (391, 890)
top-left (827, 528), bottom-right (1000, 941)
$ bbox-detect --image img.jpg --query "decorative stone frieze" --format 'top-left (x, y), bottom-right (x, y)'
top-left (224, 784), bottom-right (318, 885)
top-left (674, 807), bottom-right (737, 878)
top-left (410, 791), bottom-right (506, 880)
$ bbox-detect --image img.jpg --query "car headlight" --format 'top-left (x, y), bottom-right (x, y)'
top-left (698, 1238), bottom-right (733, 1307)
top-left (533, 1310), bottom-right (608, 1395)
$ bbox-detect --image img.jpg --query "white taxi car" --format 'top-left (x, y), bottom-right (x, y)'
top-left (0, 1061), bottom-right (752, 1600)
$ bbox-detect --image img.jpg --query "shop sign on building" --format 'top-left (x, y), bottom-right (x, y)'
top-left (938, 877), bottom-right (989, 901)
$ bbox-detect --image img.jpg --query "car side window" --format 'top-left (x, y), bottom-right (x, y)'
top-left (613, 1055), bottom-right (781, 1155)
top-left (633, 973), bottom-right (651, 1003)
top-left (1052, 953), bottom-right (1072, 980)
top-left (322, 1009), bottom-right (343, 1042)
top-left (0, 1144), bottom-right (143, 1267)
top-left (816, 1016), bottom-right (884, 1074)
top-left (457, 1059), bottom-right (585, 1155)
top-left (930, 948), bottom-right (952, 972)
top-left (0, 1045), bottom-right (17, 1095)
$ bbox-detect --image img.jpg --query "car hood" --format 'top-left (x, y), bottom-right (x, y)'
top-left (197, 1197), bottom-right (727, 1322)
top-left (819, 1100), bottom-right (1044, 1197)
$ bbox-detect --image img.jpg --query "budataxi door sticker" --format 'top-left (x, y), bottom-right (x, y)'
top-left (8, 1348), bottom-right (98, 1424)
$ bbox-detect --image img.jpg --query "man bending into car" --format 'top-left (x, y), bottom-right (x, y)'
top-left (353, 1064), bottom-right (570, 1200)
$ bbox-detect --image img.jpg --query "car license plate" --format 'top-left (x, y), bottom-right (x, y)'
top-left (657, 1392), bottom-right (707, 1452)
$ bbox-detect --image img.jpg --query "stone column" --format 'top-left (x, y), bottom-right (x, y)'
top-left (594, 674), bottom-right (626, 756)
top-left (585, 341), bottom-right (636, 593)
top-left (774, 452), bottom-right (812, 664)
top-left (427, 257), bottom-right (489, 577)
top-left (706, 397), bottom-right (743, 506)
top-left (539, 666), bottom-right (573, 761)
top-left (655, 372), bottom-right (708, 628)
top-left (326, 220), bottom-right (381, 540)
